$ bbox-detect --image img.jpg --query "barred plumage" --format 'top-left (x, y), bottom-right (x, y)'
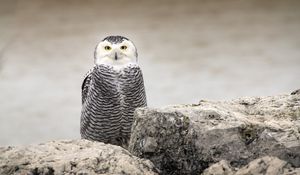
top-left (80, 36), bottom-right (147, 147)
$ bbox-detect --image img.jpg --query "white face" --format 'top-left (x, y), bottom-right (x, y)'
top-left (94, 40), bottom-right (138, 67)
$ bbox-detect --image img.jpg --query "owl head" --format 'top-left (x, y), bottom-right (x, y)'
top-left (94, 36), bottom-right (138, 66)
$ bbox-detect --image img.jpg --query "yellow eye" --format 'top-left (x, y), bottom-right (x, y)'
top-left (104, 46), bottom-right (111, 50)
top-left (120, 45), bottom-right (127, 50)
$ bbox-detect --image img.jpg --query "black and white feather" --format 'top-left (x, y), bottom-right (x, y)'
top-left (80, 36), bottom-right (147, 147)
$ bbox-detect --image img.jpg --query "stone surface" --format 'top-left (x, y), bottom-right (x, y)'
top-left (202, 156), bottom-right (300, 175)
top-left (201, 160), bottom-right (235, 175)
top-left (0, 140), bottom-right (158, 175)
top-left (129, 92), bottom-right (300, 174)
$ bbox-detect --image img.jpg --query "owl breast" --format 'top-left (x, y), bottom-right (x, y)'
top-left (80, 64), bottom-right (147, 147)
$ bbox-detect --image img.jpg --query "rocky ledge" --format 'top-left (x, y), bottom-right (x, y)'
top-left (0, 91), bottom-right (299, 175)
top-left (0, 140), bottom-right (158, 175)
top-left (202, 156), bottom-right (300, 175)
top-left (129, 91), bottom-right (300, 174)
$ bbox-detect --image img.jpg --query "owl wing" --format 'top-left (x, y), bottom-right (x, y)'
top-left (81, 67), bottom-right (94, 104)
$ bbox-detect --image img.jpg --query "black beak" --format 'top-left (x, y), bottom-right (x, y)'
top-left (114, 52), bottom-right (118, 60)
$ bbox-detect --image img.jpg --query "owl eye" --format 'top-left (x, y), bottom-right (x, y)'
top-left (104, 46), bottom-right (111, 50)
top-left (120, 45), bottom-right (127, 50)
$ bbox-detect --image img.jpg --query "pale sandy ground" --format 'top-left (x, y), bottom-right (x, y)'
top-left (0, 0), bottom-right (299, 146)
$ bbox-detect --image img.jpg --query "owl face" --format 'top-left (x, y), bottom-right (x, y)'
top-left (94, 36), bottom-right (138, 67)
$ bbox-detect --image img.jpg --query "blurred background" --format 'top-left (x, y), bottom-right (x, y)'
top-left (0, 0), bottom-right (299, 146)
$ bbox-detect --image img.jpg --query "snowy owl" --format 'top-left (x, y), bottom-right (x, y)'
top-left (80, 36), bottom-right (147, 147)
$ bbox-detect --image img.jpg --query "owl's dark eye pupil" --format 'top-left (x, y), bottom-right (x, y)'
top-left (104, 46), bottom-right (111, 50)
top-left (121, 46), bottom-right (127, 50)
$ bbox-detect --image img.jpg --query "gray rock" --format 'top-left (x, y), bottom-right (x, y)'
top-left (0, 139), bottom-right (158, 175)
top-left (129, 93), bottom-right (300, 174)
top-left (202, 156), bottom-right (300, 175)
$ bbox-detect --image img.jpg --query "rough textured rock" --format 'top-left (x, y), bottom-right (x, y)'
top-left (201, 160), bottom-right (235, 175)
top-left (129, 92), bottom-right (300, 174)
top-left (202, 156), bottom-right (300, 175)
top-left (0, 140), bottom-right (158, 175)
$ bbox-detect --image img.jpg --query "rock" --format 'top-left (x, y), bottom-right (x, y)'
top-left (202, 156), bottom-right (300, 175)
top-left (201, 160), bottom-right (234, 175)
top-left (235, 156), bottom-right (300, 175)
top-left (128, 93), bottom-right (300, 174)
top-left (0, 139), bottom-right (158, 175)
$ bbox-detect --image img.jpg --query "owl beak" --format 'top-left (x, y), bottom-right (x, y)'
top-left (114, 52), bottom-right (118, 60)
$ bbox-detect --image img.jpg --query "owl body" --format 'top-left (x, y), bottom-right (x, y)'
top-left (80, 36), bottom-right (147, 147)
